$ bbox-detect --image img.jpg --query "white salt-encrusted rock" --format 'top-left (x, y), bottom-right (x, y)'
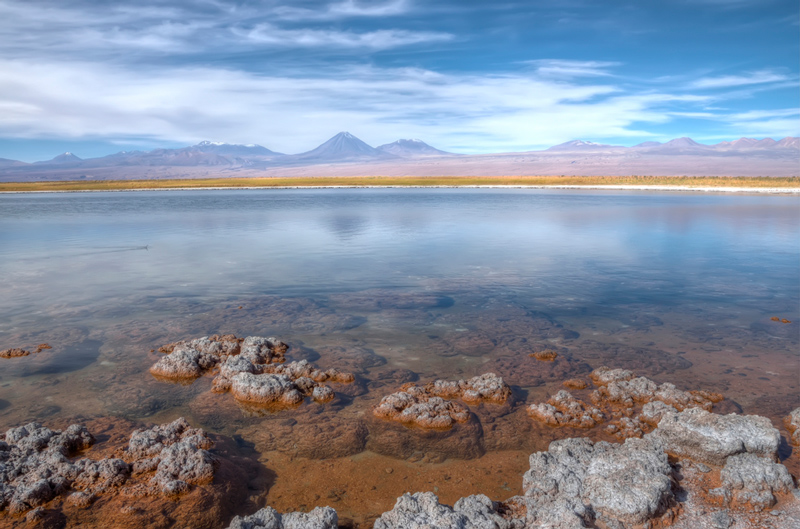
top-left (373, 385), bottom-right (471, 429)
top-left (647, 408), bottom-right (780, 465)
top-left (151, 335), bottom-right (288, 382)
top-left (399, 373), bottom-right (511, 405)
top-left (0, 423), bottom-right (106, 514)
top-left (514, 436), bottom-right (674, 528)
top-left (583, 438), bottom-right (673, 526)
top-left (527, 390), bottom-right (605, 428)
top-left (713, 453), bottom-right (794, 511)
top-left (230, 373), bottom-right (304, 406)
top-left (226, 506), bottom-right (338, 529)
top-left (372, 492), bottom-right (515, 529)
top-left (149, 345), bottom-right (205, 379)
top-left (589, 367), bottom-right (634, 385)
top-left (640, 401), bottom-right (678, 427)
top-left (127, 417), bottom-right (216, 494)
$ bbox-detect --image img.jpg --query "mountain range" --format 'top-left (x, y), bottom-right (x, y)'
top-left (1, 132), bottom-right (797, 180)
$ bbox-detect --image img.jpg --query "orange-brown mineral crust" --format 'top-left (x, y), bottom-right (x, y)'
top-left (529, 350), bottom-right (558, 362)
top-left (0, 343), bottom-right (52, 359)
top-left (563, 378), bottom-right (589, 390)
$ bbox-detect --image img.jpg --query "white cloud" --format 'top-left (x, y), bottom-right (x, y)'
top-left (0, 59), bottom-right (722, 153)
top-left (525, 60), bottom-right (621, 78)
top-left (237, 24), bottom-right (453, 49)
top-left (725, 108), bottom-right (799, 121)
top-left (690, 69), bottom-right (790, 89)
top-left (273, 0), bottom-right (410, 21)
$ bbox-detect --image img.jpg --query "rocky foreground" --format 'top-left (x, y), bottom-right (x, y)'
top-left (1, 405), bottom-right (798, 528)
top-left (227, 405), bottom-right (800, 529)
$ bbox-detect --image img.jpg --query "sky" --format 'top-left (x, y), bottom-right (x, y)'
top-left (0, 0), bottom-right (798, 161)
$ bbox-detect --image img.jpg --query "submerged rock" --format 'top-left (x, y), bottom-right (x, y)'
top-left (648, 407), bottom-right (780, 465)
top-left (373, 373), bottom-right (510, 429)
top-left (226, 505), bottom-right (338, 529)
top-left (0, 343), bottom-right (52, 359)
top-left (529, 350), bottom-right (558, 362)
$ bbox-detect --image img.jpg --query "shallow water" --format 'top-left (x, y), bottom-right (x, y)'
top-left (1, 189), bottom-right (798, 526)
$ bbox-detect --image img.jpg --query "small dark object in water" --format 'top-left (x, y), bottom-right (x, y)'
top-left (781, 319), bottom-right (791, 324)
top-left (530, 350), bottom-right (558, 362)
top-left (771, 316), bottom-right (781, 322)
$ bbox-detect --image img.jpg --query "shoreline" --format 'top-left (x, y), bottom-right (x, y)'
top-left (1, 184), bottom-right (799, 194)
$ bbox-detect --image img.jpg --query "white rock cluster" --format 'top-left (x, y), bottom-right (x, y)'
top-left (373, 373), bottom-right (510, 429)
top-left (0, 417), bottom-right (215, 515)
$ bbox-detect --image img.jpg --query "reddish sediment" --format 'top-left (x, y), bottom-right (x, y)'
top-left (0, 343), bottom-right (52, 359)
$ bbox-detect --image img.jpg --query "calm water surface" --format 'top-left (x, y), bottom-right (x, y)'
top-left (0, 189), bottom-right (798, 524)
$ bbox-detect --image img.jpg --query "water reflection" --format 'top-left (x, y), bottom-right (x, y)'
top-left (0, 189), bottom-right (797, 524)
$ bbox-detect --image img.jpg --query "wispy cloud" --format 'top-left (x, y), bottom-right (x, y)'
top-left (0, 59), bottom-right (722, 153)
top-left (237, 24), bottom-right (453, 49)
top-left (525, 60), bottom-right (621, 78)
top-left (689, 69), bottom-right (791, 89)
top-left (273, 0), bottom-right (411, 21)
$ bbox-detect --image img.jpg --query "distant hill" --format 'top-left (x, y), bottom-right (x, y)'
top-left (34, 152), bottom-right (83, 165)
top-left (190, 141), bottom-right (283, 157)
top-left (289, 132), bottom-right (396, 163)
top-left (0, 135), bottom-right (796, 180)
top-left (0, 158), bottom-right (28, 168)
top-left (376, 139), bottom-right (451, 157)
top-left (547, 140), bottom-right (620, 151)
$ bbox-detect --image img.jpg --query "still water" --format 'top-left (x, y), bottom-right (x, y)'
top-left (0, 188), bottom-right (798, 524)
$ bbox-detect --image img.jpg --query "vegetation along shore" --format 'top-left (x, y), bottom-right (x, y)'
top-left (1, 176), bottom-right (799, 193)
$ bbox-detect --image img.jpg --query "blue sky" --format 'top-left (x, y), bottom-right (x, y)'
top-left (0, 0), bottom-right (797, 161)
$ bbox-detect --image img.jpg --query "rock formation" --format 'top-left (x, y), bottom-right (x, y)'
top-left (511, 436), bottom-right (675, 528)
top-left (786, 407), bottom-right (800, 446)
top-left (0, 418), bottom-right (215, 515)
top-left (526, 390), bottom-right (605, 428)
top-left (226, 506), bottom-right (337, 529)
top-left (529, 350), bottom-right (558, 361)
top-left (528, 367), bottom-right (725, 441)
top-left (373, 373), bottom-right (510, 429)
top-left (373, 492), bottom-right (514, 529)
top-left (649, 407), bottom-right (780, 465)
top-left (150, 335), bottom-right (287, 380)
top-left (0, 343), bottom-right (51, 359)
top-left (215, 359), bottom-right (354, 407)
top-left (150, 335), bottom-right (353, 408)
top-left (344, 406), bottom-right (800, 528)
top-left (714, 453), bottom-right (794, 510)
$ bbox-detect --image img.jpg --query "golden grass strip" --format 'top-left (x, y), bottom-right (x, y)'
top-left (0, 175), bottom-right (798, 192)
